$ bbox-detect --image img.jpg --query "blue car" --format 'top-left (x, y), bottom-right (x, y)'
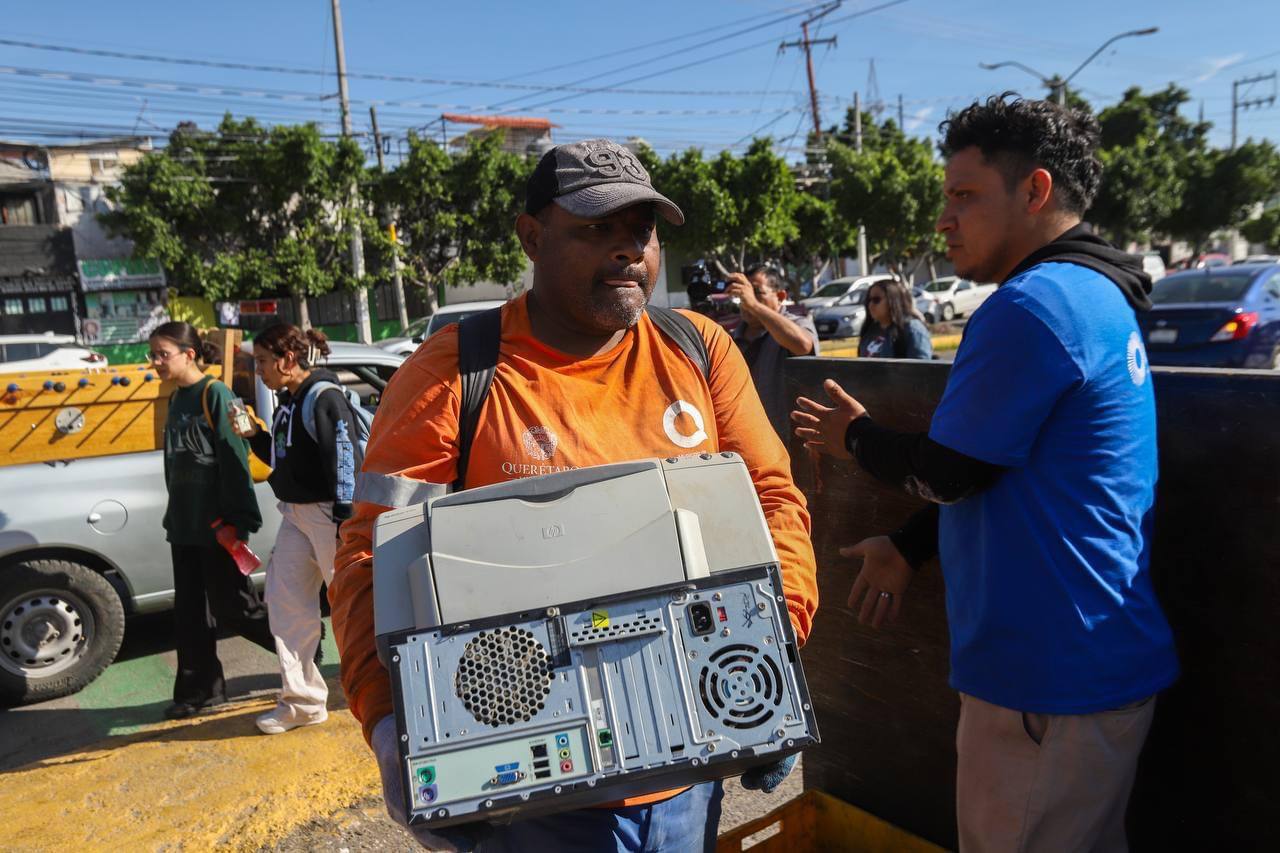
top-left (1138, 264), bottom-right (1280, 369)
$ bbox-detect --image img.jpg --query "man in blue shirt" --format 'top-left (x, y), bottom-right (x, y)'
top-left (794, 95), bottom-right (1178, 852)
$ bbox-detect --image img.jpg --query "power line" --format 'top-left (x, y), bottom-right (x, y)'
top-left (510, 0), bottom-right (908, 115)
top-left (0, 36), bottom-right (798, 99)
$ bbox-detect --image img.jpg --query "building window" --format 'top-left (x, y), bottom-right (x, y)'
top-left (1, 193), bottom-right (40, 225)
top-left (3, 298), bottom-right (25, 315)
top-left (49, 295), bottom-right (70, 312)
top-left (26, 296), bottom-right (48, 314)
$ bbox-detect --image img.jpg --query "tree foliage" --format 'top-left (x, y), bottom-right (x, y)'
top-left (827, 115), bottom-right (945, 280)
top-left (374, 131), bottom-right (531, 307)
top-left (1241, 206), bottom-right (1280, 251)
top-left (101, 116), bottom-right (372, 304)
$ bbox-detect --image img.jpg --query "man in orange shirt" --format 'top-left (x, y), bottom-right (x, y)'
top-left (330, 138), bottom-right (818, 851)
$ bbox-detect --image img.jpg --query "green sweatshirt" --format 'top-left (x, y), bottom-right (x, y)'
top-left (162, 376), bottom-right (261, 546)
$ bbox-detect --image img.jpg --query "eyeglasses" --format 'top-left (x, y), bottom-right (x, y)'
top-left (148, 349), bottom-right (183, 362)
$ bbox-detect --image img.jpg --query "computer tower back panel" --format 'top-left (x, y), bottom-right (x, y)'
top-left (387, 564), bottom-right (818, 828)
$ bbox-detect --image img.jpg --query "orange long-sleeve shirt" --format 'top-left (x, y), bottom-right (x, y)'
top-left (329, 294), bottom-right (817, 806)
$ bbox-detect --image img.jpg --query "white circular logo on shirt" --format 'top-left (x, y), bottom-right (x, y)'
top-left (662, 400), bottom-right (708, 449)
top-left (1126, 332), bottom-right (1148, 386)
top-left (521, 425), bottom-right (559, 460)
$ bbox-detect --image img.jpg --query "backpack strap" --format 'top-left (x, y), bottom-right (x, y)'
top-left (300, 380), bottom-right (346, 443)
top-left (198, 377), bottom-right (215, 431)
top-left (645, 305), bottom-right (710, 381)
top-left (454, 306), bottom-right (504, 492)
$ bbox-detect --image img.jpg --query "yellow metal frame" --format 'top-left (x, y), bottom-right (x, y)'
top-left (0, 329), bottom-right (241, 467)
top-left (717, 790), bottom-right (946, 853)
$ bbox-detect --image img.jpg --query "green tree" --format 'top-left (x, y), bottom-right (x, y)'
top-left (827, 116), bottom-right (945, 281)
top-left (645, 139), bottom-right (798, 271)
top-left (1166, 141), bottom-right (1280, 251)
top-left (1241, 206), bottom-right (1280, 252)
top-left (375, 131), bottom-right (531, 311)
top-left (102, 116), bottom-right (372, 326)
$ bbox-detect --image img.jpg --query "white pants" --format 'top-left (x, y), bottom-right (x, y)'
top-left (265, 501), bottom-right (337, 716)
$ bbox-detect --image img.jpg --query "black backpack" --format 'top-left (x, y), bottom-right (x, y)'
top-left (453, 305), bottom-right (710, 491)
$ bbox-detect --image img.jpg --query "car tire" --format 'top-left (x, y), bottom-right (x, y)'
top-left (940, 302), bottom-right (955, 322)
top-left (0, 559), bottom-right (125, 705)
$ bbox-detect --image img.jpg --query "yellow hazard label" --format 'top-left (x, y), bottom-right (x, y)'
top-left (591, 610), bottom-right (610, 629)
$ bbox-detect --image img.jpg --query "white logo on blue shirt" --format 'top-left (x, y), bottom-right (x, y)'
top-left (1126, 332), bottom-right (1148, 386)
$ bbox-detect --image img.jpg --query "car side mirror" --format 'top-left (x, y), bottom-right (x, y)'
top-left (412, 335), bottom-right (424, 344)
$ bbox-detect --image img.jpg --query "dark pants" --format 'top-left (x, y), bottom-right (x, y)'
top-left (170, 543), bottom-right (276, 705)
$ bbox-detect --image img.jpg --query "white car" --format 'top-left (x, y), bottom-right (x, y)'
top-left (0, 333), bottom-right (107, 373)
top-left (801, 275), bottom-right (896, 310)
top-left (919, 276), bottom-right (996, 322)
top-left (378, 300), bottom-right (508, 356)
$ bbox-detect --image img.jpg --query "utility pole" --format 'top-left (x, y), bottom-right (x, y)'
top-left (370, 106), bottom-right (409, 332)
top-left (1232, 71), bottom-right (1277, 150)
top-left (897, 93), bottom-right (904, 129)
top-left (330, 0), bottom-right (372, 344)
top-left (854, 91), bottom-right (868, 276)
top-left (779, 2), bottom-right (841, 138)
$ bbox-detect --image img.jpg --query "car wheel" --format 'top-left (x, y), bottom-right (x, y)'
top-left (0, 559), bottom-right (125, 705)
top-left (940, 302), bottom-right (955, 322)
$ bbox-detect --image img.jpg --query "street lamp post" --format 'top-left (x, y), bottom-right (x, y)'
top-left (980, 27), bottom-right (1158, 106)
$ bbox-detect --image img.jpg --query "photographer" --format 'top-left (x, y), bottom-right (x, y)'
top-left (727, 264), bottom-right (818, 440)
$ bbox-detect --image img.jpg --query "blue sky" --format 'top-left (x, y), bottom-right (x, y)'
top-left (2, 0), bottom-right (1277, 161)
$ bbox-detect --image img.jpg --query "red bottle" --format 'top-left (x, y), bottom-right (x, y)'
top-left (211, 518), bottom-right (262, 575)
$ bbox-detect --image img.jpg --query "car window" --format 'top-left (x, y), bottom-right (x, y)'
top-left (427, 308), bottom-right (487, 337)
top-left (956, 281), bottom-right (972, 291)
top-left (3, 343), bottom-right (40, 360)
top-left (925, 279), bottom-right (954, 293)
top-left (1264, 273), bottom-right (1280, 299)
top-left (812, 282), bottom-right (851, 299)
top-left (333, 363), bottom-right (399, 410)
top-left (403, 316), bottom-right (430, 338)
top-left (1150, 273), bottom-right (1255, 305)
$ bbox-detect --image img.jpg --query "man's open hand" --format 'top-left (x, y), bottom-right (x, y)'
top-left (842, 536), bottom-right (913, 629)
top-left (792, 379), bottom-right (868, 460)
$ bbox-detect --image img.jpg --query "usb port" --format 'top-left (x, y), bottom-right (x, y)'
top-left (534, 770), bottom-right (551, 779)
top-left (533, 759), bottom-right (550, 770)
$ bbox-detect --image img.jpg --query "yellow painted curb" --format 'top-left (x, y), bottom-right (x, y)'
top-left (819, 334), bottom-right (961, 359)
top-left (3, 697), bottom-right (381, 852)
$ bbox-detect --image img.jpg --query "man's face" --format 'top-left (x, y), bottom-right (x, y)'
top-left (519, 202), bottom-right (660, 335)
top-left (936, 147), bottom-right (1027, 284)
top-left (748, 270), bottom-right (782, 314)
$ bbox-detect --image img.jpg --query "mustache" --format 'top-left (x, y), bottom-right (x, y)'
top-left (594, 266), bottom-right (649, 286)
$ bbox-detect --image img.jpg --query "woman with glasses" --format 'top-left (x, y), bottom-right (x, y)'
top-left (148, 321), bottom-right (275, 720)
top-left (858, 280), bottom-right (934, 360)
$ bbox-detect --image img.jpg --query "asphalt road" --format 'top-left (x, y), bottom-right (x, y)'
top-left (1, 612), bottom-right (802, 850)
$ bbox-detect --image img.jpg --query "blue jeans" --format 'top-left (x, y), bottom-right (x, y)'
top-left (478, 782), bottom-right (724, 853)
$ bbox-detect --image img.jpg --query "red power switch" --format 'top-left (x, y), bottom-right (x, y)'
top-left (717, 606), bottom-right (727, 622)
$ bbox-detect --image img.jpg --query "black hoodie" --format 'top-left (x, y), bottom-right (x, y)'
top-left (1003, 223), bottom-right (1153, 312)
top-left (248, 368), bottom-right (362, 521)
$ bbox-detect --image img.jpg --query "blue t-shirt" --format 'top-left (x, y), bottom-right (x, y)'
top-left (928, 262), bottom-right (1178, 714)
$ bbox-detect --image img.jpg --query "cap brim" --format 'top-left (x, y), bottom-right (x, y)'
top-left (554, 182), bottom-right (685, 226)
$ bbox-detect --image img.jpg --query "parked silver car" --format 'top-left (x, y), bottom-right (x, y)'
top-left (0, 341), bottom-right (404, 704)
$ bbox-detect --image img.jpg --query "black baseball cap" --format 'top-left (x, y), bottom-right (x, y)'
top-left (525, 138), bottom-right (684, 225)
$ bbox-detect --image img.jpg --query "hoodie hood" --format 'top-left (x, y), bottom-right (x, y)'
top-left (279, 367), bottom-right (342, 405)
top-left (1004, 223), bottom-right (1153, 312)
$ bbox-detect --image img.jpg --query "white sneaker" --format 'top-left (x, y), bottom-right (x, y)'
top-left (256, 706), bottom-right (328, 735)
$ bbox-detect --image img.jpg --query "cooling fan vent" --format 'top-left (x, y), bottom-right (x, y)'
top-left (454, 627), bottom-right (553, 727)
top-left (697, 643), bottom-right (784, 730)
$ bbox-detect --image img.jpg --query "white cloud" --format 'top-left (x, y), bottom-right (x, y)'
top-left (906, 106), bottom-right (935, 132)
top-left (1197, 54), bottom-right (1245, 83)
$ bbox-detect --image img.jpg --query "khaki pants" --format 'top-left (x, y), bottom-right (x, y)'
top-left (956, 692), bottom-right (1156, 853)
top-left (265, 502), bottom-right (337, 716)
